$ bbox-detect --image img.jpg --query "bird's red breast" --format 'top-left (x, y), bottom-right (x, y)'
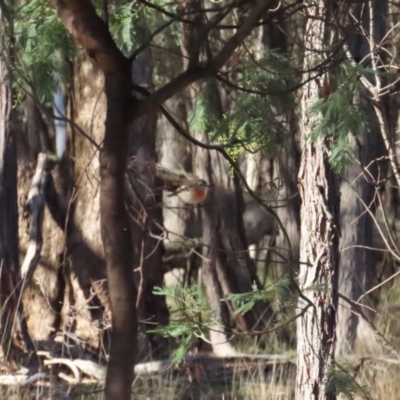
top-left (194, 188), bottom-right (206, 200)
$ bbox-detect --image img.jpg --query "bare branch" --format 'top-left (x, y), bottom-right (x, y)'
top-left (20, 153), bottom-right (48, 291)
top-left (135, 0), bottom-right (278, 116)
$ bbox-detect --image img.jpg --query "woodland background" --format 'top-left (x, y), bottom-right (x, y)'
top-left (1, 1), bottom-right (400, 399)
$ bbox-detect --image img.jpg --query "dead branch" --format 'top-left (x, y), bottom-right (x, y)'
top-left (20, 153), bottom-right (49, 291)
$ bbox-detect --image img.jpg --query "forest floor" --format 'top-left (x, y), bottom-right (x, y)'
top-left (1, 351), bottom-right (400, 399)
top-left (1, 278), bottom-right (400, 399)
top-left (0, 356), bottom-right (296, 400)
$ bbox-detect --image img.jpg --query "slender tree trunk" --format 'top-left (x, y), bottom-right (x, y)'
top-left (101, 67), bottom-right (137, 400)
top-left (159, 96), bottom-right (200, 271)
top-left (296, 3), bottom-right (340, 399)
top-left (177, 5), bottom-right (274, 351)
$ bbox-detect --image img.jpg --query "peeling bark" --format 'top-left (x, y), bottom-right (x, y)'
top-left (20, 153), bottom-right (48, 289)
top-left (296, 3), bottom-right (340, 399)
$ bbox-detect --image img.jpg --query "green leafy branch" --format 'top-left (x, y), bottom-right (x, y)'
top-left (309, 62), bottom-right (373, 174)
top-left (152, 285), bottom-right (215, 364)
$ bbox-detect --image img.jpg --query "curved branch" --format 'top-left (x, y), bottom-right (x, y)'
top-left (52, 0), bottom-right (129, 75)
top-left (20, 153), bottom-right (48, 291)
top-left (44, 358), bottom-right (81, 383)
top-left (135, 0), bottom-right (278, 117)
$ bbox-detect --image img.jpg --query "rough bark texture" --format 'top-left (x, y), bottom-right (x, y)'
top-left (296, 3), bottom-right (340, 399)
top-left (68, 57), bottom-right (110, 349)
top-left (101, 66), bottom-right (137, 400)
top-left (0, 10), bottom-right (33, 360)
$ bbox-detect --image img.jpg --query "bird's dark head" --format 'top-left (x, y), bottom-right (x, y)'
top-left (197, 179), bottom-right (208, 187)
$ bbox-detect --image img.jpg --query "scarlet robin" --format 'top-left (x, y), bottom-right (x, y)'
top-left (167, 179), bottom-right (208, 205)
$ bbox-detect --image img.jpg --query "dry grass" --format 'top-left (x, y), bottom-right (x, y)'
top-left (355, 363), bottom-right (400, 400)
top-left (2, 276), bottom-right (400, 399)
top-left (0, 360), bottom-right (295, 400)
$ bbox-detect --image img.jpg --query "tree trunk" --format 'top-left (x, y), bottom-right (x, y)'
top-left (101, 65), bottom-right (137, 400)
top-left (194, 83), bottom-right (274, 354)
top-left (177, 6), bottom-right (274, 352)
top-left (296, 3), bottom-right (340, 399)
top-left (0, 4), bottom-right (33, 362)
top-left (159, 96), bottom-right (201, 273)
top-left (51, 3), bottom-right (138, 398)
top-left (337, 134), bottom-right (383, 356)
top-left (128, 50), bottom-right (169, 359)
top-left (17, 79), bottom-right (68, 348)
top-left (263, 16), bottom-right (301, 277)
top-left (336, 0), bottom-right (387, 357)
top-left (67, 57), bottom-right (110, 349)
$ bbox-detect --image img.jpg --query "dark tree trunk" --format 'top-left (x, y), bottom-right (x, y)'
top-left (128, 51), bottom-right (169, 359)
top-left (200, 169), bottom-right (272, 354)
top-left (0, 6), bottom-right (33, 361)
top-left (101, 67), bottom-right (137, 400)
top-left (296, 2), bottom-right (340, 399)
top-left (52, 3), bottom-right (138, 399)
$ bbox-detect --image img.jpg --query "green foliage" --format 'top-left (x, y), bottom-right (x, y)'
top-left (224, 276), bottom-right (290, 316)
top-left (238, 49), bottom-right (296, 105)
top-left (152, 277), bottom-right (291, 363)
top-left (189, 51), bottom-right (296, 161)
top-left (108, 1), bottom-right (149, 55)
top-left (12, 0), bottom-right (75, 103)
top-left (327, 367), bottom-right (368, 399)
top-left (152, 285), bottom-right (214, 364)
top-left (189, 83), bottom-right (221, 134)
top-left (309, 62), bottom-right (372, 174)
top-left (216, 51), bottom-right (295, 159)
top-left (214, 93), bottom-right (287, 159)
top-left (9, 0), bottom-right (161, 102)
top-left (305, 283), bottom-right (329, 293)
